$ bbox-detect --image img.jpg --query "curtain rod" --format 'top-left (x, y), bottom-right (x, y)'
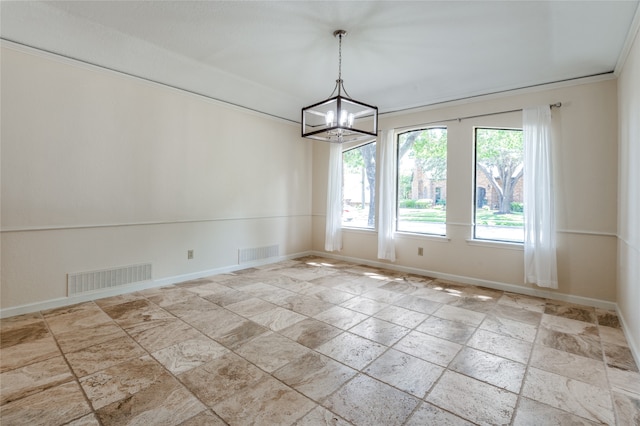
top-left (389, 102), bottom-right (562, 132)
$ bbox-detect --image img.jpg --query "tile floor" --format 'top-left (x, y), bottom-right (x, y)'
top-left (1, 256), bottom-right (639, 425)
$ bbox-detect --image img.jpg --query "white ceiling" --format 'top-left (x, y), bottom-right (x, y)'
top-left (1, 1), bottom-right (638, 122)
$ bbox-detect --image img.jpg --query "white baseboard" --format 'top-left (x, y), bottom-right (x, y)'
top-left (0, 251), bottom-right (312, 319)
top-left (616, 306), bottom-right (640, 371)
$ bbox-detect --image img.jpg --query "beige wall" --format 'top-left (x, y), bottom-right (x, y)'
top-left (1, 43), bottom-right (312, 313)
top-left (618, 25), bottom-right (640, 360)
top-left (313, 78), bottom-right (619, 305)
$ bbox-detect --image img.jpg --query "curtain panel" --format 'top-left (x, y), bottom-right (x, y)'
top-left (523, 105), bottom-right (558, 288)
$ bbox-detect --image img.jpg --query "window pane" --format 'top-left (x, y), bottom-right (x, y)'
top-left (474, 128), bottom-right (524, 242)
top-left (343, 142), bottom-right (376, 228)
top-left (397, 128), bottom-right (447, 235)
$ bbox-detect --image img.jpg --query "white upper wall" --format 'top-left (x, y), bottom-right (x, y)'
top-left (1, 42), bottom-right (312, 311)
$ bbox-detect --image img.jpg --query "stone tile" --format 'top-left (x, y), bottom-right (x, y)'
top-left (603, 341), bottom-right (639, 371)
top-left (250, 306), bottom-right (307, 331)
top-left (51, 322), bottom-right (127, 353)
top-left (65, 335), bottom-right (146, 377)
top-left (213, 376), bottom-right (316, 425)
top-left (162, 297), bottom-right (223, 324)
top-left (416, 316), bottom-right (476, 344)
top-left (374, 305), bottom-right (429, 328)
top-left (313, 306), bottom-right (368, 330)
top-left (393, 294), bottom-right (441, 314)
top-left (279, 318), bottom-right (342, 349)
top-left (394, 330), bottom-right (462, 367)
top-left (597, 309), bottom-right (621, 328)
top-left (43, 302), bottom-right (112, 334)
top-left (179, 410), bottom-right (227, 425)
top-left (0, 381), bottom-right (91, 426)
top-left (225, 297), bottom-right (276, 317)
top-left (324, 374), bottom-right (419, 426)
top-left (479, 313), bottom-right (537, 342)
top-left (80, 355), bottom-right (169, 410)
top-left (540, 313), bottom-right (600, 335)
top-left (467, 329), bottom-right (532, 364)
top-left (599, 325), bottom-right (629, 346)
top-left (0, 318), bottom-right (61, 373)
top-left (491, 304), bottom-right (542, 325)
top-left (316, 332), bottom-right (387, 370)
top-left (274, 352), bottom-right (357, 401)
top-left (139, 286), bottom-right (197, 307)
top-left (93, 293), bottom-right (147, 308)
top-left (433, 304), bottom-right (486, 327)
top-left (450, 296), bottom-right (496, 314)
top-left (364, 349), bottom-right (444, 398)
top-left (100, 298), bottom-right (174, 329)
top-left (278, 294), bottom-right (334, 317)
top-left (497, 292), bottom-right (546, 313)
top-left (1, 356), bottom-right (73, 405)
top-left (405, 402), bottom-right (475, 426)
top-left (349, 317), bottom-right (411, 346)
top-left (361, 287), bottom-right (405, 304)
top-left (426, 370), bottom-right (517, 425)
top-left (202, 288), bottom-right (253, 306)
top-left (512, 397), bottom-right (600, 426)
top-left (521, 367), bottom-right (615, 424)
top-left (536, 326), bottom-right (603, 361)
top-left (208, 319), bottom-right (269, 350)
top-left (545, 301), bottom-right (596, 323)
top-left (411, 287), bottom-right (460, 304)
top-left (126, 318), bottom-right (203, 352)
top-left (96, 375), bottom-right (204, 426)
top-left (608, 366), bottom-right (640, 396)
top-left (530, 344), bottom-right (608, 388)
top-left (152, 336), bottom-right (229, 374)
top-left (178, 352), bottom-right (268, 407)
top-left (65, 413), bottom-right (101, 426)
top-left (340, 296), bottom-right (388, 315)
top-left (448, 347), bottom-right (526, 393)
top-left (294, 406), bottom-right (351, 425)
top-left (235, 332), bottom-right (310, 372)
top-left (612, 391), bottom-right (640, 426)
top-left (310, 288), bottom-right (356, 304)
top-left (379, 280), bottom-right (421, 294)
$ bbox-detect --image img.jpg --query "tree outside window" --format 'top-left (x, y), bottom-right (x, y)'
top-left (397, 128), bottom-right (447, 235)
top-left (474, 128), bottom-right (524, 242)
top-left (342, 142), bottom-right (376, 228)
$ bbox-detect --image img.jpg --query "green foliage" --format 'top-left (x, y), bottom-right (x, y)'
top-left (399, 199), bottom-right (416, 208)
top-left (510, 202), bottom-right (524, 212)
top-left (398, 128), bottom-right (447, 181)
top-left (342, 147), bottom-right (364, 173)
top-left (415, 199), bottom-right (433, 209)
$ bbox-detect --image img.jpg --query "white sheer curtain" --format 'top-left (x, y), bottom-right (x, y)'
top-left (377, 129), bottom-right (396, 261)
top-left (523, 105), bottom-right (558, 288)
top-left (325, 143), bottom-right (343, 251)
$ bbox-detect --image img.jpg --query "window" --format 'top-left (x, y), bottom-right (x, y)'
top-left (474, 128), bottom-right (524, 242)
top-left (342, 141), bottom-right (376, 228)
top-left (396, 128), bottom-right (447, 235)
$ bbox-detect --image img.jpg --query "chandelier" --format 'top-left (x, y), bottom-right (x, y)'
top-left (301, 30), bottom-right (378, 143)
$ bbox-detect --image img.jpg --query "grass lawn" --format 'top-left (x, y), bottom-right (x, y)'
top-left (399, 207), bottom-right (524, 227)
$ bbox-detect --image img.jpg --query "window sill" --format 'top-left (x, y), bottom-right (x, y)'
top-left (341, 226), bottom-right (376, 234)
top-left (466, 239), bottom-right (524, 251)
top-left (396, 232), bottom-right (451, 243)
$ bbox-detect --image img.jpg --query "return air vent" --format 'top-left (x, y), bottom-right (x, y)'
top-left (238, 244), bottom-right (279, 264)
top-left (67, 263), bottom-right (152, 296)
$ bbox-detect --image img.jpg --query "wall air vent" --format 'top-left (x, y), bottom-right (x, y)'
top-left (238, 244), bottom-right (279, 264)
top-left (67, 263), bottom-right (152, 296)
